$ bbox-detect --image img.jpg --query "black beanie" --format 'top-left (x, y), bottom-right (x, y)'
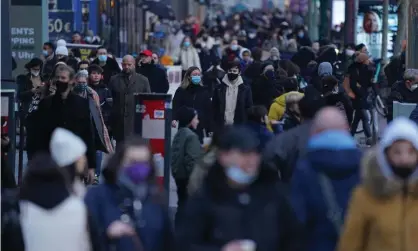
top-left (177, 106), bottom-right (197, 128)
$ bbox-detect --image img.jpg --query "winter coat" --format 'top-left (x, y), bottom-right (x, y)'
top-left (85, 183), bottom-right (173, 251)
top-left (337, 148), bottom-right (418, 251)
top-left (264, 121), bottom-right (312, 183)
top-left (202, 66), bottom-right (225, 98)
top-left (221, 47), bottom-right (241, 70)
top-left (245, 122), bottom-right (274, 151)
top-left (89, 82), bottom-right (112, 128)
top-left (197, 46), bottom-right (218, 73)
top-left (347, 63), bottom-right (374, 109)
top-left (137, 64), bottom-right (169, 94)
top-left (268, 92), bottom-right (304, 130)
top-left (171, 127), bottom-right (203, 180)
top-left (76, 87), bottom-right (113, 153)
top-left (212, 77), bottom-right (253, 127)
top-left (178, 47), bottom-right (201, 71)
top-left (108, 73), bottom-right (151, 142)
top-left (91, 58), bottom-right (121, 86)
top-left (410, 104), bottom-right (418, 124)
top-left (28, 93), bottom-right (96, 169)
top-left (16, 74), bottom-right (45, 117)
top-left (172, 85), bottom-right (213, 141)
top-left (291, 131), bottom-right (362, 251)
top-left (243, 60), bottom-right (264, 85)
top-left (387, 80), bottom-right (418, 122)
top-left (175, 162), bottom-right (303, 251)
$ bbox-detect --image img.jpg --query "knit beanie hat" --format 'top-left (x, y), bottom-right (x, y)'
top-left (55, 46), bottom-right (69, 56)
top-left (177, 106), bottom-right (197, 128)
top-left (50, 128), bottom-right (86, 167)
top-left (318, 62), bottom-right (333, 77)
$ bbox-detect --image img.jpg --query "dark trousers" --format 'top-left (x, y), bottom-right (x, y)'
top-left (174, 177), bottom-right (189, 228)
top-left (351, 109), bottom-right (371, 138)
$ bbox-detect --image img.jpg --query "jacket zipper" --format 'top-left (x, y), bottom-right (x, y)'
top-left (401, 183), bottom-right (407, 251)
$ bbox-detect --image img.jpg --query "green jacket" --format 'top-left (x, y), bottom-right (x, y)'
top-left (171, 127), bottom-right (202, 179)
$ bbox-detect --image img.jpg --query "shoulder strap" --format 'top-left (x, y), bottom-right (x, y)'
top-left (317, 173), bottom-right (344, 235)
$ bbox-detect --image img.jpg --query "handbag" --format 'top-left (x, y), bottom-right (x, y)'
top-left (317, 173), bottom-right (344, 235)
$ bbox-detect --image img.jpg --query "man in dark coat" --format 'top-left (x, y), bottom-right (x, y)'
top-left (109, 55), bottom-right (151, 145)
top-left (42, 42), bottom-right (57, 79)
top-left (176, 126), bottom-right (303, 251)
top-left (29, 65), bottom-right (96, 182)
top-left (387, 68), bottom-right (418, 122)
top-left (212, 60), bottom-right (253, 128)
top-left (136, 50), bottom-right (169, 94)
top-left (91, 46), bottom-right (121, 86)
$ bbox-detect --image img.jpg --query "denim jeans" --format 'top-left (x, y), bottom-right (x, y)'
top-left (351, 109), bottom-right (372, 138)
top-left (95, 151), bottom-right (103, 176)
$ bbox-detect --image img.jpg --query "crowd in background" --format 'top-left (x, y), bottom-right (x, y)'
top-left (2, 6), bottom-right (418, 251)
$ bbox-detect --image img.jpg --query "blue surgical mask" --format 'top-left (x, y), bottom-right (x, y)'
top-left (42, 50), bottom-right (49, 56)
top-left (184, 41), bottom-right (191, 47)
top-left (98, 55), bottom-right (107, 62)
top-left (230, 44), bottom-right (238, 51)
top-left (225, 165), bottom-right (257, 185)
top-left (191, 75), bottom-right (201, 84)
top-left (73, 83), bottom-right (88, 93)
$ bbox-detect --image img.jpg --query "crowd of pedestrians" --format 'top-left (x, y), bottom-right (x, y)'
top-left (2, 6), bottom-right (418, 251)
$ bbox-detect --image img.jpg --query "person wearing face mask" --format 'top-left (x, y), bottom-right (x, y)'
top-left (74, 70), bottom-right (113, 182)
top-left (173, 67), bottom-right (212, 142)
top-left (92, 46), bottom-right (121, 86)
top-left (238, 48), bottom-right (252, 72)
top-left (171, 106), bottom-right (203, 225)
top-left (88, 64), bottom-right (112, 131)
top-left (85, 137), bottom-right (174, 251)
top-left (213, 60), bottom-right (253, 128)
top-left (267, 47), bottom-right (281, 70)
top-left (29, 65), bottom-right (97, 183)
top-left (136, 50), bottom-right (169, 94)
top-left (252, 64), bottom-right (282, 110)
top-left (178, 36), bottom-right (201, 76)
top-left (108, 55), bottom-right (151, 146)
top-left (221, 39), bottom-right (241, 70)
top-left (338, 117), bottom-right (418, 251)
top-left (41, 42), bottom-right (57, 78)
top-left (387, 69), bottom-right (418, 122)
top-left (295, 28), bottom-right (312, 47)
top-left (176, 126), bottom-right (302, 251)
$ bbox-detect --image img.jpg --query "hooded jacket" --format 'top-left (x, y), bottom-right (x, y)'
top-left (268, 92), bottom-right (304, 130)
top-left (337, 118), bottom-right (418, 251)
top-left (290, 131), bottom-right (362, 251)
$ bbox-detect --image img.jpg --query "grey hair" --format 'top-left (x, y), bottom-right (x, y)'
top-left (403, 69), bottom-right (418, 81)
top-left (285, 92), bottom-right (304, 106)
top-left (75, 69), bottom-right (89, 79)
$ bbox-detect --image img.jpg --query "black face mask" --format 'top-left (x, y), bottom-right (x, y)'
top-left (390, 165), bottom-right (416, 179)
top-left (227, 73), bottom-right (239, 81)
top-left (55, 81), bottom-right (69, 94)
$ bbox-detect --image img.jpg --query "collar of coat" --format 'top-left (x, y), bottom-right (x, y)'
top-left (361, 147), bottom-right (418, 199)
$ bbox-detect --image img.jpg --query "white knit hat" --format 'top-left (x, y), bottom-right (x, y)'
top-left (50, 128), bottom-right (87, 167)
top-left (55, 46), bottom-right (68, 56)
top-left (57, 39), bottom-right (67, 47)
top-left (380, 117), bottom-right (418, 150)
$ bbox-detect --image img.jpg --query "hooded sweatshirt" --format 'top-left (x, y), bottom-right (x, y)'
top-left (222, 74), bottom-right (244, 124)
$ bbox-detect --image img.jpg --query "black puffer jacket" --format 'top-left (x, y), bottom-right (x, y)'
top-left (175, 162), bottom-right (303, 251)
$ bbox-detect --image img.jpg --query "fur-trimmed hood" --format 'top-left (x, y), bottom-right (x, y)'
top-left (361, 147), bottom-right (418, 199)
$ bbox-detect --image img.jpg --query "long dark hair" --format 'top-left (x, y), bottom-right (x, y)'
top-left (20, 153), bottom-right (72, 200)
top-left (102, 137), bottom-right (157, 184)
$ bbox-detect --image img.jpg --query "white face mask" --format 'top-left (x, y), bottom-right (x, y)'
top-left (411, 84), bottom-right (418, 91)
top-left (248, 33), bottom-right (256, 39)
top-left (31, 70), bottom-right (40, 77)
top-left (345, 49), bottom-right (355, 56)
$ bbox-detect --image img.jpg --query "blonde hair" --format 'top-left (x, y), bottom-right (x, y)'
top-left (180, 66), bottom-right (201, 89)
top-left (285, 92), bottom-right (304, 107)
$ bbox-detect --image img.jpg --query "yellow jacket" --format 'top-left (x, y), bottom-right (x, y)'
top-left (267, 91), bottom-right (303, 131)
top-left (337, 148), bottom-right (418, 251)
